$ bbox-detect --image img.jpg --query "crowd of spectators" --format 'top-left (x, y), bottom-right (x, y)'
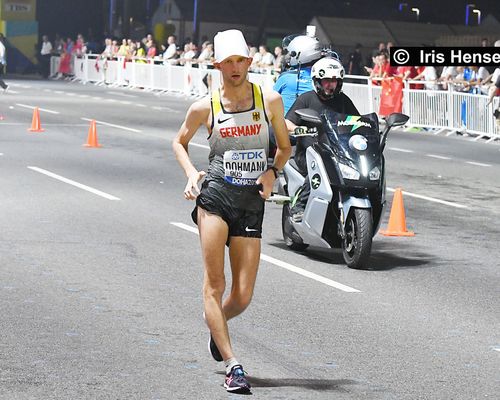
top-left (37, 33), bottom-right (500, 105)
top-left (342, 39), bottom-right (500, 100)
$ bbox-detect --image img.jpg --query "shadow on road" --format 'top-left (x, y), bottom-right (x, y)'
top-left (268, 241), bottom-right (434, 271)
top-left (247, 376), bottom-right (355, 390)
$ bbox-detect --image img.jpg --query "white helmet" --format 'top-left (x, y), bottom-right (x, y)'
top-left (494, 39), bottom-right (500, 47)
top-left (311, 57), bottom-right (345, 99)
top-left (285, 35), bottom-right (322, 67)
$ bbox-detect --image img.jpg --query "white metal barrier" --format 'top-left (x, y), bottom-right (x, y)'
top-left (51, 55), bottom-right (499, 141)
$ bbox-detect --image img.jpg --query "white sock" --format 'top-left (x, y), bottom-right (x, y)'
top-left (224, 357), bottom-right (240, 375)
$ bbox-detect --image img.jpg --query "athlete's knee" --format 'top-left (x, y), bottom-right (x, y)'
top-left (230, 289), bottom-right (254, 312)
top-left (203, 276), bottom-right (226, 301)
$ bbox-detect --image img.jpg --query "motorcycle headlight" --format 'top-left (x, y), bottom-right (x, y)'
top-left (369, 166), bottom-right (381, 180)
top-left (339, 163), bottom-right (360, 180)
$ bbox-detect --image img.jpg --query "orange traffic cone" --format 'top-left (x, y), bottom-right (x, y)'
top-left (83, 120), bottom-right (102, 148)
top-left (28, 107), bottom-right (44, 132)
top-left (379, 188), bottom-right (415, 236)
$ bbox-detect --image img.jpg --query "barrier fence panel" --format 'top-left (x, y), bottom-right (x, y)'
top-left (49, 55), bottom-right (499, 140)
top-left (404, 87), bottom-right (449, 129)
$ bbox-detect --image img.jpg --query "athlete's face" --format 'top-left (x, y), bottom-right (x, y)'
top-left (215, 55), bottom-right (252, 86)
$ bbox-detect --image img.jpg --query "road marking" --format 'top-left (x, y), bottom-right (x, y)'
top-left (427, 154), bottom-right (451, 160)
top-left (466, 161), bottom-right (491, 167)
top-left (81, 117), bottom-right (142, 133)
top-left (28, 166), bottom-right (121, 201)
top-left (6, 89), bottom-right (19, 93)
top-left (387, 187), bottom-right (467, 209)
top-left (107, 91), bottom-right (137, 98)
top-left (189, 142), bottom-right (209, 149)
top-left (16, 104), bottom-right (60, 114)
top-left (388, 147), bottom-right (413, 153)
top-left (170, 222), bottom-right (361, 293)
top-left (135, 103), bottom-right (147, 107)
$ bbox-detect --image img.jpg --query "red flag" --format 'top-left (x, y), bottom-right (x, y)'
top-left (379, 77), bottom-right (403, 116)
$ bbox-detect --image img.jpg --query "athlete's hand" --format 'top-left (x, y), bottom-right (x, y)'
top-left (184, 170), bottom-right (206, 200)
top-left (256, 169), bottom-right (275, 200)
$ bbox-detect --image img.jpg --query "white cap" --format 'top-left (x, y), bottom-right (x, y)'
top-left (214, 29), bottom-right (249, 63)
top-left (494, 39), bottom-right (500, 47)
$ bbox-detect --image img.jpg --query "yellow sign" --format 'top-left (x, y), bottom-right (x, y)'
top-left (1, 0), bottom-right (36, 21)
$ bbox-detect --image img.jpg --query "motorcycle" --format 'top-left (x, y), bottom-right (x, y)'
top-left (278, 109), bottom-right (409, 269)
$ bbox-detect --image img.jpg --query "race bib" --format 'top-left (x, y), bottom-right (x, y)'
top-left (223, 148), bottom-right (267, 186)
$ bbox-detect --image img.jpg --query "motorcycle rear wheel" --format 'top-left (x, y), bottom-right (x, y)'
top-left (282, 203), bottom-right (309, 251)
top-left (342, 208), bottom-right (372, 269)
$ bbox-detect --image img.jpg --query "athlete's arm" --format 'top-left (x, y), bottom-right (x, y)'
top-left (256, 91), bottom-right (292, 199)
top-left (172, 98), bottom-right (211, 200)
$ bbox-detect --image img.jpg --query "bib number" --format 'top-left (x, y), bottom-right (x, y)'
top-left (223, 148), bottom-right (267, 186)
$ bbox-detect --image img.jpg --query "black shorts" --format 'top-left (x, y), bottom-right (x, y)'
top-left (191, 179), bottom-right (265, 239)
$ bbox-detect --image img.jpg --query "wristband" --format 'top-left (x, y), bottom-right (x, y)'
top-left (267, 166), bottom-right (279, 179)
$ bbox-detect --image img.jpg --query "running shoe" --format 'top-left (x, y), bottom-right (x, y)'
top-left (224, 365), bottom-right (251, 394)
top-left (208, 334), bottom-right (223, 362)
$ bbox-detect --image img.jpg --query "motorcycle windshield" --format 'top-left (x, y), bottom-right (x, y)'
top-left (321, 111), bottom-right (380, 164)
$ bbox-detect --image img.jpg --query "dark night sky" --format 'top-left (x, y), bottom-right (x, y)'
top-left (36, 0), bottom-right (500, 40)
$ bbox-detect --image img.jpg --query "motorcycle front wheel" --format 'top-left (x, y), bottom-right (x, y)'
top-left (282, 203), bottom-right (309, 251)
top-left (342, 208), bottom-right (373, 269)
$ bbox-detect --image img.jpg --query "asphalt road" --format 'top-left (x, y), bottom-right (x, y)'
top-left (1, 79), bottom-right (499, 399)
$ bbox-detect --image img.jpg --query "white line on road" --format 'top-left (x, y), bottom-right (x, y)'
top-left (16, 104), bottom-right (60, 114)
top-left (427, 154), bottom-right (451, 160)
top-left (6, 90), bottom-right (20, 93)
top-left (81, 117), bottom-right (142, 133)
top-left (107, 91), bottom-right (137, 98)
top-left (387, 187), bottom-right (467, 209)
top-left (27, 166), bottom-right (121, 201)
top-left (388, 147), bottom-right (414, 153)
top-left (170, 222), bottom-right (361, 293)
top-left (135, 104), bottom-right (147, 107)
top-left (466, 161), bottom-right (491, 167)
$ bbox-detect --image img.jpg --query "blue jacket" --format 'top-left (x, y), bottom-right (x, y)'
top-left (273, 67), bottom-right (313, 114)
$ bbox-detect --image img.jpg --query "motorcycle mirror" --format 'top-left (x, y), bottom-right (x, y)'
top-left (295, 108), bottom-right (322, 125)
top-left (386, 113), bottom-right (409, 127)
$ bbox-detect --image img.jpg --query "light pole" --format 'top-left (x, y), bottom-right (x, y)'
top-left (473, 9), bottom-right (481, 25)
top-left (465, 4), bottom-right (475, 25)
top-left (411, 7), bottom-right (420, 22)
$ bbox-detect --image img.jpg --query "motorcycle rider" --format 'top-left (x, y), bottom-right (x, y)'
top-left (273, 34), bottom-right (323, 114)
top-left (285, 57), bottom-right (359, 221)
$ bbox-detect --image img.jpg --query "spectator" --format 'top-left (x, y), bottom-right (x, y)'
top-left (414, 66), bottom-right (438, 90)
top-left (347, 43), bottom-right (364, 75)
top-left (39, 34), bottom-right (53, 79)
top-left (0, 33), bottom-right (8, 91)
top-left (117, 38), bottom-right (129, 57)
top-left (197, 42), bottom-right (214, 65)
top-left (273, 46), bottom-right (284, 73)
top-left (256, 45), bottom-right (275, 71)
top-left (370, 42), bottom-right (387, 65)
top-left (146, 39), bottom-right (157, 59)
top-left (439, 66), bottom-right (458, 90)
top-left (162, 35), bottom-right (177, 64)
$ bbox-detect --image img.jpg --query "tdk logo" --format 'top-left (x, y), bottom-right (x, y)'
top-left (238, 151), bottom-right (264, 160)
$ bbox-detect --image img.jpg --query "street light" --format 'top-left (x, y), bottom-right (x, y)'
top-left (465, 4), bottom-right (475, 25)
top-left (473, 9), bottom-right (481, 25)
top-left (411, 7), bottom-right (420, 22)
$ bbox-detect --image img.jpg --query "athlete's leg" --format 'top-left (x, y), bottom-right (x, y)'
top-left (197, 207), bottom-right (234, 360)
top-left (223, 236), bottom-right (261, 320)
